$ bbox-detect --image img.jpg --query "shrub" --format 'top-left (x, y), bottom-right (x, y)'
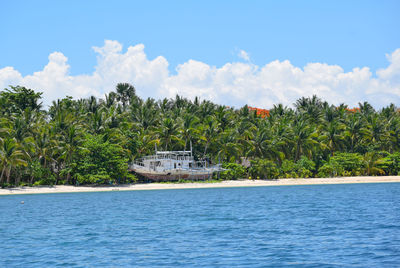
top-left (378, 152), bottom-right (400, 175)
top-left (28, 160), bottom-right (53, 185)
top-left (249, 159), bottom-right (279, 180)
top-left (280, 157), bottom-right (316, 178)
top-left (33, 176), bottom-right (56, 186)
top-left (296, 156), bottom-right (316, 178)
top-left (317, 161), bottom-right (344, 178)
top-left (329, 152), bottom-right (364, 176)
top-left (280, 160), bottom-right (298, 178)
top-left (363, 152), bottom-right (385, 176)
top-left (219, 163), bottom-right (246, 180)
top-left (71, 134), bottom-right (136, 185)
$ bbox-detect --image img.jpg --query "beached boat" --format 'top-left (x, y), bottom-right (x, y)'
top-left (129, 149), bottom-right (223, 181)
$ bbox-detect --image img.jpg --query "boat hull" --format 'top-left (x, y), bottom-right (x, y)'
top-left (129, 166), bottom-right (215, 181)
top-left (134, 172), bottom-right (213, 181)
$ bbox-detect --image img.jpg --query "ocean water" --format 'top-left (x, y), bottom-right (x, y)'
top-left (1, 183), bottom-right (399, 267)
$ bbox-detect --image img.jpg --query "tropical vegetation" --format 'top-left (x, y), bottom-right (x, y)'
top-left (1, 84), bottom-right (400, 186)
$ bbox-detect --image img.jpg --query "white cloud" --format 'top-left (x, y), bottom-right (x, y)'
top-left (0, 40), bottom-right (399, 108)
top-left (238, 50), bottom-right (250, 61)
top-left (377, 49), bottom-right (400, 86)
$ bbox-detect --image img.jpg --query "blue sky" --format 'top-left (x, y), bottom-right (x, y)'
top-left (1, 0), bottom-right (399, 108)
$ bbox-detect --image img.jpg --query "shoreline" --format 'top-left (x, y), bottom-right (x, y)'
top-left (1, 176), bottom-right (400, 195)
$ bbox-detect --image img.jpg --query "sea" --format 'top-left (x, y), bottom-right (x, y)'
top-left (1, 183), bottom-right (399, 267)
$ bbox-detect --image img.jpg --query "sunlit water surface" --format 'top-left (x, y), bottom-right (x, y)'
top-left (1, 183), bottom-right (399, 267)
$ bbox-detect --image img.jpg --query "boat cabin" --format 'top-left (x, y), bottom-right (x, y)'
top-left (134, 151), bottom-right (206, 172)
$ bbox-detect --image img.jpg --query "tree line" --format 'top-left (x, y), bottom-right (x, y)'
top-left (0, 84), bottom-right (399, 186)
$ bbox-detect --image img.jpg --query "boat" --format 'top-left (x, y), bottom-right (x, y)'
top-left (129, 148), bottom-right (223, 181)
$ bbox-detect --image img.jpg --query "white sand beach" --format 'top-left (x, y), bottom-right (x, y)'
top-left (1, 176), bottom-right (400, 195)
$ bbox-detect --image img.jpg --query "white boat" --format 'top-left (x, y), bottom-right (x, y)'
top-left (129, 149), bottom-right (223, 181)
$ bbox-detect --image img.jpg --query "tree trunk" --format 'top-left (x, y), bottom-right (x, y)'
top-left (203, 142), bottom-right (209, 157)
top-left (0, 166), bottom-right (5, 184)
top-left (16, 171), bottom-right (20, 186)
top-left (295, 142), bottom-right (300, 161)
top-left (6, 167), bottom-right (11, 184)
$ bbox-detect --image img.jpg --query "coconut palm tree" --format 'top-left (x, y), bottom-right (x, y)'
top-left (59, 125), bottom-right (84, 184)
top-left (363, 152), bottom-right (385, 176)
top-left (0, 138), bottom-right (27, 184)
top-left (363, 113), bottom-right (389, 150)
top-left (200, 115), bottom-right (219, 157)
top-left (215, 130), bottom-right (241, 162)
top-left (292, 118), bottom-right (319, 161)
top-left (319, 121), bottom-right (345, 156)
top-left (344, 112), bottom-right (365, 152)
top-left (156, 117), bottom-right (181, 151)
top-left (179, 113), bottom-right (199, 151)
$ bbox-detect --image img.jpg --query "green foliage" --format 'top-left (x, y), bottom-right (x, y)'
top-left (71, 134), bottom-right (136, 184)
top-left (329, 152), bottom-right (365, 176)
top-left (249, 159), bottom-right (279, 180)
top-left (317, 161), bottom-right (344, 178)
top-left (0, 86), bottom-right (42, 114)
top-left (378, 152), bottom-right (400, 175)
top-left (280, 159), bottom-right (298, 178)
top-left (219, 163), bottom-right (246, 180)
top-left (295, 156), bottom-right (316, 178)
top-left (280, 157), bottom-right (315, 178)
top-left (28, 160), bottom-right (53, 184)
top-left (33, 176), bottom-right (56, 186)
top-left (363, 152), bottom-right (385, 176)
top-left (1, 85), bottom-right (399, 186)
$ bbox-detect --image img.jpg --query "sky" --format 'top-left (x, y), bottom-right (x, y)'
top-left (1, 0), bottom-right (399, 108)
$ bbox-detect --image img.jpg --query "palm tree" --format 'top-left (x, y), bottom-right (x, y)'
top-left (215, 130), bottom-right (241, 162)
top-left (51, 108), bottom-right (75, 135)
top-left (116, 83), bottom-right (136, 108)
top-left (363, 152), bottom-right (385, 176)
top-left (387, 116), bottom-right (400, 153)
top-left (200, 115), bottom-right (219, 157)
top-left (156, 117), bottom-right (181, 150)
top-left (344, 112), bottom-right (368, 153)
top-left (363, 113), bottom-right (389, 150)
top-left (179, 113), bottom-right (199, 151)
top-left (60, 125), bottom-right (83, 184)
top-left (246, 120), bottom-right (271, 159)
top-left (130, 98), bottom-right (158, 131)
top-left (0, 138), bottom-right (27, 184)
top-left (319, 121), bottom-right (345, 156)
top-left (294, 95), bottom-right (323, 125)
top-left (89, 109), bottom-right (106, 134)
top-left (270, 116), bottom-right (292, 161)
top-left (104, 105), bottom-right (122, 129)
top-left (214, 106), bottom-right (233, 132)
top-left (104, 92), bottom-right (118, 108)
top-left (86, 96), bottom-right (100, 114)
top-left (269, 104), bottom-right (293, 120)
top-left (359, 101), bottom-right (375, 116)
top-left (292, 119), bottom-right (319, 161)
top-left (198, 100), bottom-right (216, 120)
top-left (32, 125), bottom-right (54, 169)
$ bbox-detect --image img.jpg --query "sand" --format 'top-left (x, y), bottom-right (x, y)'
top-left (1, 176), bottom-right (399, 195)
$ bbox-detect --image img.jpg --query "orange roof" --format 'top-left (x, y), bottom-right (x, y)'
top-left (345, 108), bottom-right (360, 113)
top-left (248, 106), bottom-right (270, 118)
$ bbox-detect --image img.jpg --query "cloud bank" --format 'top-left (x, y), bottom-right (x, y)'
top-left (1, 40), bottom-right (399, 108)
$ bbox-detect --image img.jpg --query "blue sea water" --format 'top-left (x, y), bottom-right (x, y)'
top-left (1, 183), bottom-right (399, 267)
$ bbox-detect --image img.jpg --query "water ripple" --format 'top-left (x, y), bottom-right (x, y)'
top-left (1, 183), bottom-right (400, 267)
